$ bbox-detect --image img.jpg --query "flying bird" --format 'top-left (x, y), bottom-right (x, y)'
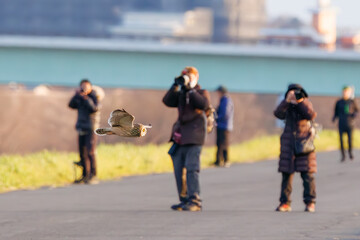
top-left (95, 109), bottom-right (152, 137)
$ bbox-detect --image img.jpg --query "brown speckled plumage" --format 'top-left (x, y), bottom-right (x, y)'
top-left (95, 109), bottom-right (151, 137)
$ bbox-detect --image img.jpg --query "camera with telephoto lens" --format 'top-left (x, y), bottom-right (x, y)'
top-left (294, 90), bottom-right (304, 100)
top-left (175, 75), bottom-right (190, 86)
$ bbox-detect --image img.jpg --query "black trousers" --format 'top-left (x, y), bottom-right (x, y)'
top-left (339, 127), bottom-right (353, 157)
top-left (171, 145), bottom-right (202, 204)
top-left (280, 172), bottom-right (316, 205)
top-left (215, 129), bottom-right (229, 165)
top-left (78, 131), bottom-right (97, 178)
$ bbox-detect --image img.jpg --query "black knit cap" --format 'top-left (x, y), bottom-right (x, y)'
top-left (285, 83), bottom-right (308, 98)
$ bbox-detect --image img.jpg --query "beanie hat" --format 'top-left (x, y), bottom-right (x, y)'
top-left (285, 83), bottom-right (308, 98)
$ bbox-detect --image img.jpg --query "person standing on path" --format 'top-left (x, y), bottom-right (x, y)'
top-left (214, 85), bottom-right (234, 167)
top-left (274, 84), bottom-right (317, 213)
top-left (163, 66), bottom-right (211, 212)
top-left (69, 79), bottom-right (101, 184)
top-left (332, 86), bottom-right (358, 162)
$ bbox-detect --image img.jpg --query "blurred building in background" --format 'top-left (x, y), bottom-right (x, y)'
top-left (212, 0), bottom-right (266, 43)
top-left (0, 0), bottom-right (119, 37)
top-left (260, 0), bottom-right (338, 50)
top-left (311, 0), bottom-right (337, 50)
top-left (0, 0), bottom-right (358, 50)
top-left (108, 8), bottom-right (213, 42)
top-left (339, 32), bottom-right (360, 49)
top-left (0, 0), bottom-right (266, 44)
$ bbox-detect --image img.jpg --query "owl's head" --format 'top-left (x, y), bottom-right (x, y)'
top-left (140, 124), bottom-right (152, 137)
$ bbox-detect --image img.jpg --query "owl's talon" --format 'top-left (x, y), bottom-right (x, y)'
top-left (95, 128), bottom-right (109, 136)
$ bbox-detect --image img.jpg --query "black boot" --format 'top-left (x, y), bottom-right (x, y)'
top-left (341, 151), bottom-right (346, 162)
top-left (349, 151), bottom-right (354, 160)
top-left (171, 197), bottom-right (188, 211)
top-left (182, 195), bottom-right (202, 212)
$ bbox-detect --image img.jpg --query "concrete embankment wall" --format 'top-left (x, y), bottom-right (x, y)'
top-left (0, 86), bottom-right (357, 154)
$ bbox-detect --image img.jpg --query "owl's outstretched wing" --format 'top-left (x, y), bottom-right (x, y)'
top-left (95, 128), bottom-right (115, 136)
top-left (108, 109), bottom-right (135, 128)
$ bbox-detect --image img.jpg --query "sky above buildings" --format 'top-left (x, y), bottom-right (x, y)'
top-left (266, 0), bottom-right (359, 29)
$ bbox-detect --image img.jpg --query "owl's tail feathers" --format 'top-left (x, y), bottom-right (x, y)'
top-left (95, 128), bottom-right (114, 136)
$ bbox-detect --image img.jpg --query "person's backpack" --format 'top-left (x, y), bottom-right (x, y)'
top-left (206, 106), bottom-right (217, 133)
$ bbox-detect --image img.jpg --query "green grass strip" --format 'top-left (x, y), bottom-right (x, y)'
top-left (0, 130), bottom-right (359, 193)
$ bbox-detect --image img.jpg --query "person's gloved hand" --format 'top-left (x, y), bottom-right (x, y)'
top-left (286, 90), bottom-right (298, 104)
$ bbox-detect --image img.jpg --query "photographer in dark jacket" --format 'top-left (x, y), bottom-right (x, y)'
top-left (69, 79), bottom-right (100, 184)
top-left (163, 66), bottom-right (210, 212)
top-left (333, 86), bottom-right (358, 162)
top-left (274, 84), bottom-right (317, 213)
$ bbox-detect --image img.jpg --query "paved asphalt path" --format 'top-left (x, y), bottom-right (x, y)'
top-left (0, 151), bottom-right (359, 240)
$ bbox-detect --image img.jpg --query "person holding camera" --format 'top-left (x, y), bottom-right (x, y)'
top-left (274, 84), bottom-right (317, 212)
top-left (69, 79), bottom-right (100, 184)
top-left (332, 86), bottom-right (358, 162)
top-left (163, 66), bottom-right (210, 212)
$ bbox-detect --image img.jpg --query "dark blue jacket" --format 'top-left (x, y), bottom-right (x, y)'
top-left (216, 95), bottom-right (234, 131)
top-left (69, 91), bottom-right (99, 131)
